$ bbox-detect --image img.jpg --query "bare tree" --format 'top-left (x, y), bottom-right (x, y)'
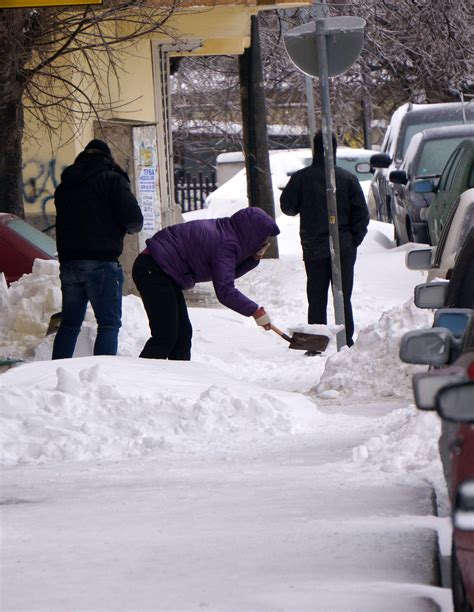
top-left (0, 1), bottom-right (183, 217)
top-left (172, 2), bottom-right (473, 156)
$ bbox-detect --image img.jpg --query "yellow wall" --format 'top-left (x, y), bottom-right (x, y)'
top-left (21, 1), bottom-right (309, 220)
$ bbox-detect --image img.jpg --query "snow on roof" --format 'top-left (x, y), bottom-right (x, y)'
top-left (172, 119), bottom-right (307, 137)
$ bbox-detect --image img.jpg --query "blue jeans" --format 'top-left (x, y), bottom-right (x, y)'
top-left (52, 260), bottom-right (124, 359)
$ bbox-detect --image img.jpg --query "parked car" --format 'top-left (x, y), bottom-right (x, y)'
top-left (0, 213), bottom-right (57, 285)
top-left (402, 238), bottom-right (474, 612)
top-left (405, 191), bottom-right (474, 282)
top-left (389, 124), bottom-right (474, 244)
top-left (207, 147), bottom-right (373, 217)
top-left (368, 101), bottom-right (474, 225)
top-left (422, 139), bottom-right (474, 245)
top-left (436, 381), bottom-right (474, 612)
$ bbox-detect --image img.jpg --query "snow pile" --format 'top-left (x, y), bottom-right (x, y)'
top-left (0, 358), bottom-right (322, 467)
top-left (352, 405), bottom-right (442, 473)
top-left (0, 259), bottom-right (61, 357)
top-left (205, 150), bottom-right (309, 218)
top-left (315, 300), bottom-right (434, 399)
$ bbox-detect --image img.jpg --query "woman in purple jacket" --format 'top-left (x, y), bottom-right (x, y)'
top-left (132, 207), bottom-right (280, 360)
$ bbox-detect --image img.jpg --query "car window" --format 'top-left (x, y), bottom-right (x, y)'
top-left (445, 149), bottom-right (468, 191)
top-left (438, 148), bottom-right (464, 191)
top-left (7, 218), bottom-right (57, 258)
top-left (415, 137), bottom-right (472, 177)
top-left (336, 157), bottom-right (373, 181)
top-left (398, 118), bottom-right (474, 160)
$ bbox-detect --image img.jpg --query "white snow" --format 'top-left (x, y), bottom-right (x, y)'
top-left (0, 208), bottom-right (454, 610)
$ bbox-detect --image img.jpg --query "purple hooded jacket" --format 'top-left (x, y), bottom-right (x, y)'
top-left (145, 207), bottom-right (280, 316)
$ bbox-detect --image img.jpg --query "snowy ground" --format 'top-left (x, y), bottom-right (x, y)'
top-left (0, 215), bottom-right (454, 611)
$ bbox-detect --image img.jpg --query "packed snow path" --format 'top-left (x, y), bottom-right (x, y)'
top-left (0, 218), bottom-right (453, 610)
top-left (2, 397), bottom-right (449, 611)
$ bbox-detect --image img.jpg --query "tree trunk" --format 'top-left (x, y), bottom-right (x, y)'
top-left (0, 85), bottom-right (25, 217)
top-left (238, 15), bottom-right (279, 259)
top-left (0, 14), bottom-right (29, 218)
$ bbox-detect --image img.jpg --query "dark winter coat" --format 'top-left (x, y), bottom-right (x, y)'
top-left (54, 151), bottom-right (143, 262)
top-left (145, 207), bottom-right (280, 316)
top-left (280, 152), bottom-right (369, 260)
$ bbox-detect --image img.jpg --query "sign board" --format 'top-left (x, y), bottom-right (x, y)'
top-left (133, 125), bottom-right (161, 248)
top-left (284, 17), bottom-right (366, 78)
top-left (0, 0), bottom-right (102, 7)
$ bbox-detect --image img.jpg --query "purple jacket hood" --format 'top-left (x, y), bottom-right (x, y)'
top-left (145, 207), bottom-right (280, 316)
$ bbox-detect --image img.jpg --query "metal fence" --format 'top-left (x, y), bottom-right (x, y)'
top-left (174, 171), bottom-right (217, 213)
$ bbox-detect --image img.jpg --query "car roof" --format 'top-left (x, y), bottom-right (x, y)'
top-left (416, 124), bottom-right (474, 140)
top-left (402, 101), bottom-right (474, 122)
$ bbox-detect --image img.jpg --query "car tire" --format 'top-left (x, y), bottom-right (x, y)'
top-left (452, 542), bottom-right (473, 612)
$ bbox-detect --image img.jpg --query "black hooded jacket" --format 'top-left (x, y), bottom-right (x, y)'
top-left (280, 150), bottom-right (369, 260)
top-left (54, 151), bottom-right (143, 262)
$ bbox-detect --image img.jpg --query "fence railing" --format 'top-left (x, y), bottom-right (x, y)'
top-left (174, 171), bottom-right (217, 213)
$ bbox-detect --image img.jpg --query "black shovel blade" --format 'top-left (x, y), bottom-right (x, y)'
top-left (288, 332), bottom-right (330, 352)
top-left (46, 312), bottom-right (62, 336)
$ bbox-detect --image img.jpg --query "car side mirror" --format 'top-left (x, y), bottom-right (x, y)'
top-left (414, 282), bottom-right (449, 309)
top-left (405, 248), bottom-right (433, 270)
top-left (412, 367), bottom-right (467, 411)
top-left (389, 170), bottom-right (408, 185)
top-left (433, 308), bottom-right (473, 339)
top-left (436, 381), bottom-right (474, 423)
top-left (370, 153), bottom-right (392, 169)
top-left (355, 162), bottom-right (372, 174)
top-left (453, 479), bottom-right (474, 531)
top-left (413, 179), bottom-right (435, 194)
top-left (399, 328), bottom-right (453, 366)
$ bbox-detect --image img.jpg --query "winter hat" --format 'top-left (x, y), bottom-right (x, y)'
top-left (84, 139), bottom-right (112, 158)
top-left (313, 130), bottom-right (337, 162)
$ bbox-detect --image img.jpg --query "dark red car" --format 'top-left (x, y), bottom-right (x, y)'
top-left (0, 213), bottom-right (57, 285)
top-left (438, 366), bottom-right (474, 612)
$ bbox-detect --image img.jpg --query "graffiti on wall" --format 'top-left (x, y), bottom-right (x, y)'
top-left (22, 158), bottom-right (65, 220)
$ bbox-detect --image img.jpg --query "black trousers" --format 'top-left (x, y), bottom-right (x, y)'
top-left (304, 247), bottom-right (357, 347)
top-left (132, 253), bottom-right (192, 360)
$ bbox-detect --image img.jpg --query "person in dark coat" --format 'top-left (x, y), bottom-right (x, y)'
top-left (132, 207), bottom-right (280, 360)
top-left (280, 131), bottom-right (369, 347)
top-left (52, 139), bottom-right (143, 359)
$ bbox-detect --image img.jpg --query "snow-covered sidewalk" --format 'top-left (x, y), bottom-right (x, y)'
top-left (0, 218), bottom-right (454, 610)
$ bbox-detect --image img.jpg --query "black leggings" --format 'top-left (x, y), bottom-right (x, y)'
top-left (132, 253), bottom-right (192, 360)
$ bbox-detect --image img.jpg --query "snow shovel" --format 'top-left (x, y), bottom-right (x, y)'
top-left (46, 312), bottom-right (62, 335)
top-left (270, 324), bottom-right (330, 353)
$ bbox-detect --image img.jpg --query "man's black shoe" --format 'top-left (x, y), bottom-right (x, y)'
top-left (304, 350), bottom-right (321, 357)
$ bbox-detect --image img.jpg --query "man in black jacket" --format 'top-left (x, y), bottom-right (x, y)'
top-left (280, 131), bottom-right (369, 347)
top-left (52, 139), bottom-right (143, 359)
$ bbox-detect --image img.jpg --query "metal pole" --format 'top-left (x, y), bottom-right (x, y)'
top-left (315, 19), bottom-right (347, 350)
top-left (305, 76), bottom-right (316, 148)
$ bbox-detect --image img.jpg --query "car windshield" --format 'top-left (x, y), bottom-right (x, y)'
top-left (415, 136), bottom-right (473, 177)
top-left (7, 218), bottom-right (57, 258)
top-left (400, 118), bottom-right (474, 159)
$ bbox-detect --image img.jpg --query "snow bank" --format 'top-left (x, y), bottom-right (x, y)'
top-left (315, 300), bottom-right (434, 399)
top-left (0, 357), bottom-right (322, 467)
top-left (0, 259), bottom-right (61, 356)
top-left (352, 405), bottom-right (442, 473)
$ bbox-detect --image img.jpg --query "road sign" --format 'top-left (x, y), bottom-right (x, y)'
top-left (0, 0), bottom-right (102, 7)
